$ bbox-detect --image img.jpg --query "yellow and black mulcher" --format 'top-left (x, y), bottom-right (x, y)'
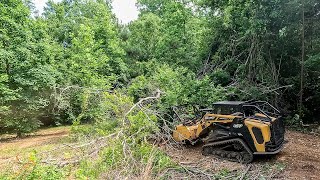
top-left (172, 101), bottom-right (285, 163)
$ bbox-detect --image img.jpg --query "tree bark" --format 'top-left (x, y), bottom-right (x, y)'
top-left (299, 1), bottom-right (305, 119)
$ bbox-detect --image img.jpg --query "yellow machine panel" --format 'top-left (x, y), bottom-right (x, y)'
top-left (173, 113), bottom-right (236, 142)
top-left (172, 124), bottom-right (199, 141)
top-left (244, 120), bottom-right (271, 152)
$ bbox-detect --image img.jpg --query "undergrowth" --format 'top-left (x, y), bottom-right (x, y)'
top-left (0, 91), bottom-right (179, 179)
top-left (0, 89), bottom-right (291, 179)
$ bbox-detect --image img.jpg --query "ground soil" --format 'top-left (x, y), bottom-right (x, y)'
top-left (0, 128), bottom-right (319, 179)
top-left (279, 131), bottom-right (320, 180)
top-left (0, 127), bottom-right (70, 169)
top-left (161, 130), bottom-right (320, 180)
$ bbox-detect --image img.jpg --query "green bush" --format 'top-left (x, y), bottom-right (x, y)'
top-left (128, 64), bottom-right (228, 114)
top-left (0, 152), bottom-right (67, 180)
top-left (210, 68), bottom-right (231, 86)
top-left (71, 91), bottom-right (133, 137)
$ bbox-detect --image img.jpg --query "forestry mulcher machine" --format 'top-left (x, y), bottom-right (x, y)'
top-left (172, 101), bottom-right (285, 163)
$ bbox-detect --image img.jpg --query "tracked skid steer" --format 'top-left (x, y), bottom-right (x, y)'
top-left (172, 101), bottom-right (285, 163)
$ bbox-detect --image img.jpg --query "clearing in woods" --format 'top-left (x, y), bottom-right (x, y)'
top-left (0, 127), bottom-right (319, 179)
top-left (0, 126), bottom-right (70, 171)
top-left (163, 130), bottom-right (320, 179)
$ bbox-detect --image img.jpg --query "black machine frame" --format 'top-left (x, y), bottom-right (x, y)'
top-left (203, 100), bottom-right (281, 122)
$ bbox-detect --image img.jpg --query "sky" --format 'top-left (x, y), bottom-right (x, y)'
top-left (32, 0), bottom-right (139, 24)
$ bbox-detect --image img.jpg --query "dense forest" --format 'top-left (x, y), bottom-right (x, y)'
top-left (0, 0), bottom-right (320, 178)
top-left (1, 0), bottom-right (319, 135)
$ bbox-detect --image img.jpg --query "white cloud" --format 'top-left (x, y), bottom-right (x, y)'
top-left (32, 0), bottom-right (139, 24)
top-left (33, 0), bottom-right (47, 14)
top-left (111, 0), bottom-right (139, 24)
top-left (33, 0), bottom-right (61, 14)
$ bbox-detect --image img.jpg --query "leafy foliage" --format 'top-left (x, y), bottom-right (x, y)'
top-left (1, 0), bottom-right (320, 178)
top-left (0, 0), bottom-right (127, 135)
top-left (0, 0), bottom-right (319, 135)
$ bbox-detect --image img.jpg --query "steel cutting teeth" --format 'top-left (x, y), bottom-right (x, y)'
top-left (202, 138), bottom-right (253, 163)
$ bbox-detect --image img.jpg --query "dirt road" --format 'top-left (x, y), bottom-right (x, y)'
top-left (0, 127), bottom-right (70, 169)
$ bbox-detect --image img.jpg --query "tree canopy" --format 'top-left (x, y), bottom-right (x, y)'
top-left (0, 0), bottom-right (320, 136)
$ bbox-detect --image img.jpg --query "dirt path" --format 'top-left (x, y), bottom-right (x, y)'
top-left (0, 128), bottom-right (69, 150)
top-left (162, 130), bottom-right (320, 180)
top-left (0, 127), bottom-right (70, 167)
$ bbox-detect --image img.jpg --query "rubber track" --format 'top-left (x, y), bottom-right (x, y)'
top-left (202, 138), bottom-right (253, 163)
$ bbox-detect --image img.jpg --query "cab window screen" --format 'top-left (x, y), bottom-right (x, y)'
top-left (214, 106), bottom-right (238, 115)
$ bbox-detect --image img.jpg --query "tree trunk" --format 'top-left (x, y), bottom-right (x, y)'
top-left (299, 0), bottom-right (305, 120)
